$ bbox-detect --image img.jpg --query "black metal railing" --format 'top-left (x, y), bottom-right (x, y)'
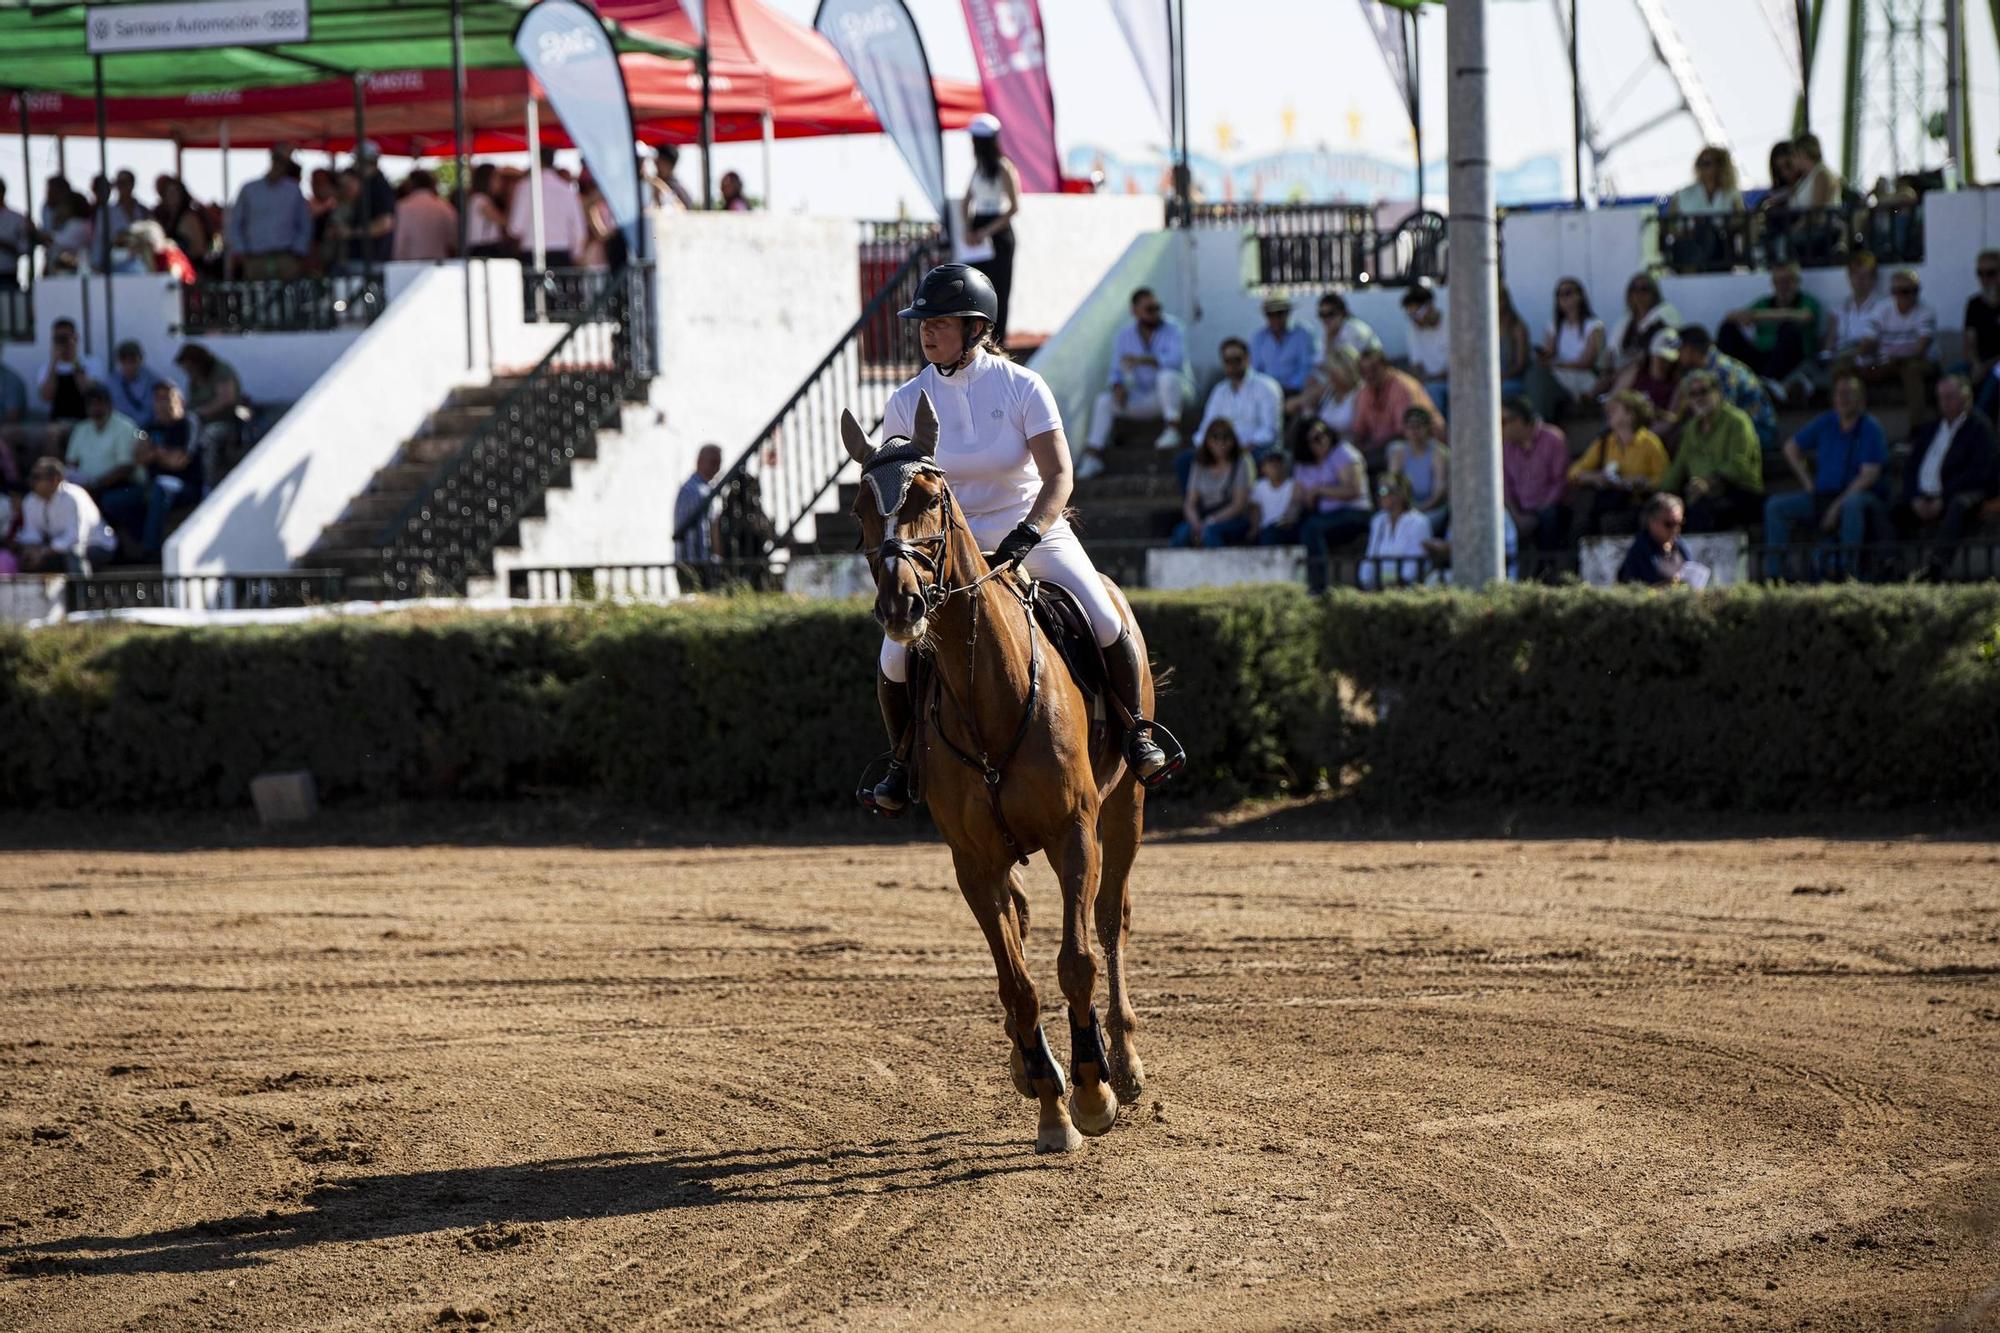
top-left (1310, 548), bottom-right (1577, 590)
top-left (0, 285), bottom-right (32, 342)
top-left (507, 557), bottom-right (785, 601)
top-left (1748, 536), bottom-right (2000, 584)
top-left (674, 240), bottom-right (943, 562)
top-left (1181, 203), bottom-right (1445, 289)
top-left (1658, 202), bottom-right (1925, 275)
top-left (180, 273), bottom-right (387, 334)
top-left (62, 568), bottom-right (345, 613)
top-left (521, 266), bottom-right (619, 324)
top-left (379, 263), bottom-right (655, 598)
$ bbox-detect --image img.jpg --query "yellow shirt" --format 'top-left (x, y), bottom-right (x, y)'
top-left (1569, 427), bottom-right (1669, 487)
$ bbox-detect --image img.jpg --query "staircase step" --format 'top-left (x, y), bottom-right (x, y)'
top-left (447, 376), bottom-right (531, 409)
top-left (310, 520), bottom-right (389, 553)
top-left (425, 406), bottom-right (492, 436)
top-left (368, 462), bottom-right (441, 494)
top-left (405, 434), bottom-right (467, 466)
top-left (1074, 471), bottom-right (1184, 501)
top-left (1072, 498), bottom-right (1178, 542)
top-left (1095, 443), bottom-right (1184, 476)
top-left (341, 490), bottom-right (418, 525)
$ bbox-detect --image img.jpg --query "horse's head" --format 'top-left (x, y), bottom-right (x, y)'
top-left (845, 391), bottom-right (951, 644)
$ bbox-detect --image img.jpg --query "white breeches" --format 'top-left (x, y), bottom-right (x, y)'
top-left (1087, 373), bottom-right (1189, 448)
top-left (879, 516), bottom-right (1125, 683)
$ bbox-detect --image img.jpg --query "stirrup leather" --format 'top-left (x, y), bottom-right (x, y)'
top-left (1124, 716), bottom-right (1186, 790)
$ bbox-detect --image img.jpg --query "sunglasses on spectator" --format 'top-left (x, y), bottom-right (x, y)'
top-left (1222, 353), bottom-right (1246, 366)
top-left (1139, 305), bottom-right (1162, 317)
top-left (1891, 285), bottom-right (1918, 295)
top-left (1981, 268), bottom-right (2000, 279)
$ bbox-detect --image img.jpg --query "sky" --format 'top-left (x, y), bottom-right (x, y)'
top-left (4, 0), bottom-right (1997, 222)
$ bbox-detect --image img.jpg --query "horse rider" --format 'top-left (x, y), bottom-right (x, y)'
top-left (867, 263), bottom-right (1175, 814)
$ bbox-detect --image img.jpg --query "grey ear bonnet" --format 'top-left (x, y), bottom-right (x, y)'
top-left (859, 438), bottom-right (943, 517)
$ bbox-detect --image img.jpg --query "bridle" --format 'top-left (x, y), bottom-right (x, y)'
top-left (861, 449), bottom-right (1016, 616)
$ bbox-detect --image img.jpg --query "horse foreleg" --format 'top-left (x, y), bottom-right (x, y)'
top-left (1051, 820), bottom-right (1118, 1138)
top-left (1096, 771), bottom-right (1146, 1104)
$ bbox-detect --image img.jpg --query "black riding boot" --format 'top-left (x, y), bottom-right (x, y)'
top-left (1103, 629), bottom-right (1178, 785)
top-left (868, 671), bottom-right (915, 814)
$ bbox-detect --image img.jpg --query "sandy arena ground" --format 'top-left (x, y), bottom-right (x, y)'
top-left (1, 830), bottom-right (1996, 1331)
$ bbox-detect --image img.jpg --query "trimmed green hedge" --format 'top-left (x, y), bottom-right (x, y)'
top-left (2, 586), bottom-right (1995, 814)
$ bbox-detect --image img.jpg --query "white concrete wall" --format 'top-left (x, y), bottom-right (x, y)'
top-left (1028, 229), bottom-right (1187, 448)
top-left (1002, 195), bottom-right (1163, 341)
top-left (166, 260), bottom-right (556, 576)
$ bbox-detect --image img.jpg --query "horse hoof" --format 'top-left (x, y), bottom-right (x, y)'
top-left (1007, 1048), bottom-right (1036, 1099)
top-left (1036, 1123), bottom-right (1084, 1155)
top-left (1111, 1055), bottom-right (1146, 1105)
top-left (1069, 1083), bottom-right (1119, 1137)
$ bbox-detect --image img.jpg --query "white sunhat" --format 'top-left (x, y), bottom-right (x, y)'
top-left (968, 113), bottom-right (1002, 139)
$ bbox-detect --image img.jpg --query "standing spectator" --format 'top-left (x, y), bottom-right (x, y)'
top-left (1190, 336), bottom-right (1282, 486)
top-left (647, 145), bottom-right (696, 211)
top-left (1251, 297), bottom-right (1316, 397)
top-left (1832, 267), bottom-right (1936, 439)
top-left (1962, 249), bottom-right (2000, 422)
top-left (1501, 397), bottom-right (1570, 551)
top-left (106, 340), bottom-right (162, 425)
top-left (86, 175), bottom-right (123, 271)
top-left (153, 175), bottom-right (213, 271)
top-left (1497, 284), bottom-right (1531, 399)
top-left (391, 169), bottom-right (459, 262)
top-left (1293, 419), bottom-right (1372, 592)
top-left (1250, 452), bottom-right (1300, 546)
top-left (346, 141), bottom-right (398, 266)
top-left (1662, 369), bottom-right (1765, 532)
top-left (1895, 374), bottom-right (1998, 549)
top-left (1386, 404), bottom-right (1450, 527)
top-left (1080, 287), bottom-right (1190, 479)
top-left (1569, 390), bottom-right (1670, 536)
top-left (1528, 276), bottom-right (1606, 422)
top-left (0, 179), bottom-right (31, 290)
top-left (1171, 419), bottom-right (1253, 548)
top-left (38, 318), bottom-right (98, 448)
top-left (1765, 374), bottom-right (1889, 572)
top-left (464, 164), bottom-right (512, 259)
top-left (1350, 347), bottom-right (1441, 464)
top-left (1718, 260), bottom-right (1822, 405)
top-left (1360, 472), bottom-right (1433, 588)
top-left (133, 381), bottom-right (204, 557)
top-left (111, 171), bottom-right (145, 233)
top-left (1674, 324), bottom-right (1776, 447)
top-left (15, 457), bottom-right (115, 575)
top-left (718, 171), bottom-right (753, 212)
top-left (508, 148), bottom-right (588, 268)
top-left (962, 114), bottom-right (1021, 346)
top-left (64, 383), bottom-right (147, 545)
top-left (1399, 279), bottom-right (1450, 417)
top-left (307, 167), bottom-right (340, 257)
top-left (1617, 493), bottom-right (1695, 586)
top-left (1670, 146), bottom-right (1744, 215)
top-left (578, 169), bottom-right (619, 270)
top-left (1607, 274), bottom-right (1681, 392)
top-left (174, 344), bottom-right (248, 485)
top-left (225, 144), bottom-right (312, 279)
top-left (674, 443), bottom-right (722, 565)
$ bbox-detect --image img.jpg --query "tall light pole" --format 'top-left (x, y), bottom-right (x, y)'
top-left (1447, 0), bottom-right (1503, 590)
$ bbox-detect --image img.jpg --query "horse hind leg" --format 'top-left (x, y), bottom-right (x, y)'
top-left (1096, 770), bottom-right (1146, 1104)
top-left (1004, 867), bottom-right (1037, 1099)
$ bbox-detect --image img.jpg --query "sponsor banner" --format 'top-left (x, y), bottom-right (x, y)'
top-left (1358, 0), bottom-right (1414, 125)
top-left (516, 0), bottom-right (645, 252)
top-left (1108, 0), bottom-right (1172, 140)
top-left (957, 0), bottom-right (1057, 192)
top-left (815, 0), bottom-right (947, 217)
top-left (86, 0), bottom-right (308, 54)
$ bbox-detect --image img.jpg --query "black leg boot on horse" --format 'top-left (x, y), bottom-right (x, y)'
top-left (1103, 629), bottom-right (1185, 789)
top-left (859, 670), bottom-right (915, 816)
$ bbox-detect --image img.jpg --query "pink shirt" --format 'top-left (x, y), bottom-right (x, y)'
top-left (392, 192), bottom-right (459, 261)
top-left (1351, 369), bottom-right (1442, 451)
top-left (1503, 422), bottom-right (1570, 513)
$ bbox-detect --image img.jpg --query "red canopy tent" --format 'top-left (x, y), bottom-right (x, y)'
top-left (7, 0), bottom-right (985, 154)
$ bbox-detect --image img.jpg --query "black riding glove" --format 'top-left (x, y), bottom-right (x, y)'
top-left (992, 521), bottom-right (1043, 569)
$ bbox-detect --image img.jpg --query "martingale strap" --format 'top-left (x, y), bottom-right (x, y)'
top-left (929, 573), bottom-right (1039, 867)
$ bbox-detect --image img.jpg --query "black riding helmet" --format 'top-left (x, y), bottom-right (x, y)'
top-left (898, 263), bottom-right (999, 324)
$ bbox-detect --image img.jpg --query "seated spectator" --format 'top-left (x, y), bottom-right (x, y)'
top-left (1673, 324), bottom-right (1776, 447)
top-left (121, 220), bottom-right (196, 282)
top-left (1315, 291), bottom-right (1379, 358)
top-left (1171, 419), bottom-right (1253, 549)
top-left (106, 339), bottom-right (162, 426)
top-left (1501, 397), bottom-right (1570, 551)
top-left (1962, 249), bottom-right (2000, 422)
top-left (225, 143), bottom-right (312, 280)
top-left (0, 358), bottom-right (27, 485)
top-left (174, 343), bottom-right (249, 486)
top-left (1288, 299), bottom-right (1378, 418)
top-left (1193, 336), bottom-right (1283, 473)
top-left (1895, 374), bottom-right (1998, 549)
top-left (1661, 370), bottom-right (1764, 532)
top-left (1630, 328), bottom-right (1685, 419)
top-left (38, 318), bottom-right (99, 445)
top-left (391, 169), bottom-right (459, 262)
top-left (1786, 132), bottom-right (1843, 209)
top-left (1296, 345), bottom-right (1363, 439)
top-left (1670, 146), bottom-right (1745, 215)
top-left (134, 381), bottom-right (204, 556)
top-left (15, 457), bottom-right (116, 575)
top-left (1606, 273), bottom-right (1681, 393)
top-left (1617, 493), bottom-right (1695, 587)
top-left (1569, 390), bottom-right (1669, 536)
top-left (65, 383), bottom-right (147, 545)
top-left (1825, 251), bottom-right (1888, 371)
top-left (1497, 285), bottom-right (1531, 399)
top-left (1527, 276), bottom-right (1606, 422)
top-left (1718, 260), bottom-right (1822, 405)
top-left (1399, 278), bottom-right (1450, 418)
top-left (1360, 472), bottom-right (1432, 589)
top-left (1350, 347), bottom-right (1441, 465)
top-left (1386, 404), bottom-right (1450, 529)
top-left (1250, 451), bottom-right (1301, 546)
top-left (1292, 419), bottom-right (1372, 593)
top-left (719, 171), bottom-right (753, 212)
top-left (41, 187), bottom-right (91, 275)
top-left (1250, 297), bottom-right (1315, 397)
top-left (1833, 267), bottom-right (1936, 439)
top-left (1080, 286), bottom-right (1191, 480)
top-left (1764, 374), bottom-right (1890, 571)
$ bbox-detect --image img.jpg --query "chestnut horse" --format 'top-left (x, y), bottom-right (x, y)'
top-left (843, 394), bottom-right (1150, 1155)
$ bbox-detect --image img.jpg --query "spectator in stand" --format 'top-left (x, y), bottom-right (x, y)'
top-left (962, 114), bottom-right (1021, 345)
top-left (674, 443), bottom-right (722, 565)
top-left (1351, 347), bottom-right (1441, 465)
top-left (1832, 267), bottom-right (1936, 439)
top-left (1962, 249), bottom-right (2000, 422)
top-left (175, 344), bottom-right (247, 485)
top-left (1360, 472), bottom-right (1433, 589)
top-left (1528, 276), bottom-right (1606, 422)
top-left (344, 141), bottom-right (398, 267)
top-left (464, 164), bottom-right (512, 259)
top-left (1250, 451), bottom-right (1300, 546)
top-left (1718, 260), bottom-right (1822, 405)
top-left (1386, 404), bottom-right (1450, 529)
top-left (1786, 133), bottom-right (1843, 209)
top-left (226, 144), bottom-right (312, 279)
top-left (41, 186), bottom-right (90, 275)
top-left (132, 380), bottom-right (204, 556)
top-left (647, 144), bottom-right (696, 211)
top-left (1293, 418), bottom-right (1372, 592)
top-left (578, 169), bottom-right (620, 270)
top-left (38, 318), bottom-right (98, 449)
top-left (1896, 374), bottom-right (1998, 549)
top-left (1501, 397), bottom-right (1570, 551)
top-left (1765, 373), bottom-right (1889, 571)
top-left (65, 383), bottom-right (147, 546)
top-left (508, 147), bottom-right (588, 268)
top-left (121, 220), bottom-right (196, 283)
top-left (391, 169), bottom-right (459, 262)
top-left (0, 179), bottom-right (31, 290)
top-left (718, 171), bottom-right (753, 212)
top-left (1317, 291), bottom-right (1379, 358)
top-left (111, 170), bottom-right (145, 232)
top-left (1662, 369), bottom-right (1764, 532)
top-left (1569, 390), bottom-right (1669, 536)
top-left (85, 175), bottom-right (121, 271)
top-left (1399, 279), bottom-right (1450, 417)
top-left (107, 340), bottom-right (162, 425)
top-left (1674, 324), bottom-right (1776, 447)
top-left (1171, 418), bottom-right (1253, 549)
top-left (1758, 140), bottom-right (1801, 212)
top-left (1291, 344), bottom-right (1365, 435)
top-left (1617, 493), bottom-right (1695, 587)
top-left (1497, 284), bottom-right (1531, 400)
top-left (0, 359), bottom-right (27, 477)
top-left (1826, 251), bottom-right (1888, 371)
top-left (1251, 297), bottom-right (1316, 397)
top-left (1195, 336), bottom-right (1283, 466)
top-left (153, 175), bottom-right (213, 271)
top-left (306, 168), bottom-right (339, 257)
top-left (1607, 273), bottom-right (1681, 393)
top-left (15, 457), bottom-right (115, 575)
top-left (1670, 146), bottom-right (1744, 215)
top-left (1630, 328), bottom-right (1685, 420)
top-left (1079, 287), bottom-right (1190, 480)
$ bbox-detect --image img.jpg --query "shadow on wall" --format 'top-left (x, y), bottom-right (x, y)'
top-left (189, 457), bottom-right (310, 573)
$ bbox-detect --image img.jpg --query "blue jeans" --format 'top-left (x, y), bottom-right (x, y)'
top-left (1256, 521), bottom-right (1299, 546)
top-left (1763, 490), bottom-right (1887, 579)
top-left (1300, 508), bottom-right (1372, 592)
top-left (1171, 513), bottom-right (1251, 548)
top-left (1423, 378), bottom-right (1450, 421)
top-left (96, 484), bottom-right (148, 545)
top-left (142, 475), bottom-right (197, 555)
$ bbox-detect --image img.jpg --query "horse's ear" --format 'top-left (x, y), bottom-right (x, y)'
top-left (912, 391), bottom-right (939, 456)
top-left (840, 409), bottom-right (873, 466)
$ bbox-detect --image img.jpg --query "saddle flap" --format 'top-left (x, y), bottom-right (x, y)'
top-left (1027, 578), bottom-right (1107, 705)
